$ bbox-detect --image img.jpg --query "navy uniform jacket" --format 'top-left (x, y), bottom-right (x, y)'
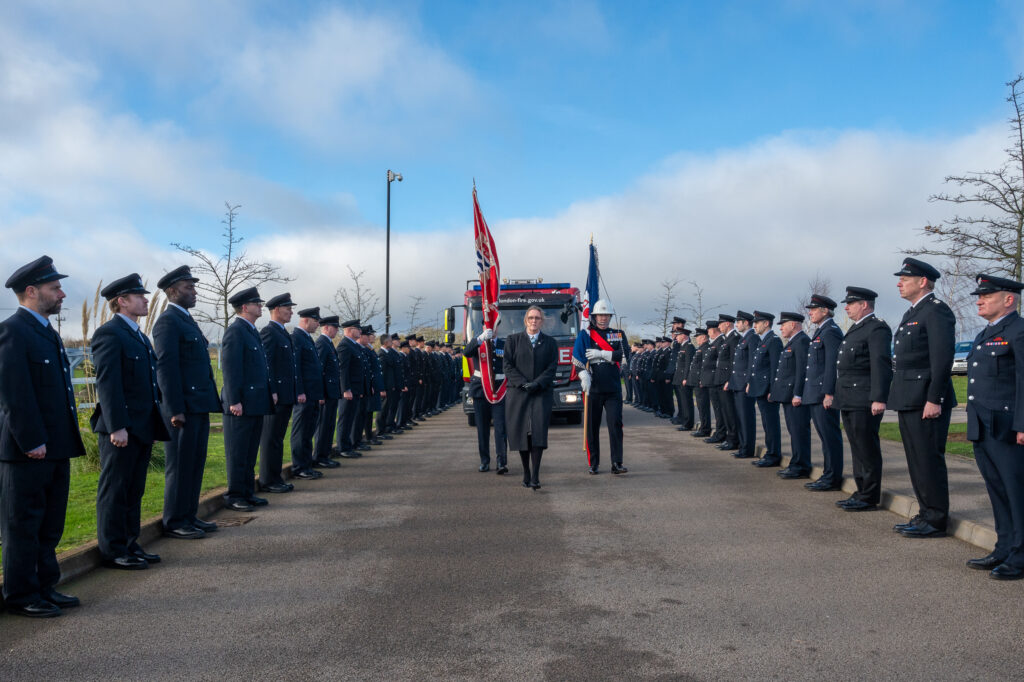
top-left (769, 331), bottom-right (809, 403)
top-left (362, 344), bottom-right (382, 410)
top-left (835, 315), bottom-right (893, 410)
top-left (686, 343), bottom-right (705, 386)
top-left (668, 341), bottom-right (680, 381)
top-left (261, 322), bottom-right (298, 406)
top-left (337, 336), bottom-right (365, 397)
top-left (714, 331), bottom-right (737, 386)
top-left (655, 346), bottom-right (671, 382)
top-left (803, 318), bottom-right (843, 405)
top-left (747, 331), bottom-right (783, 398)
top-left (0, 309), bottom-right (86, 461)
top-left (153, 305), bottom-right (220, 415)
top-left (572, 326), bottom-right (630, 393)
top-left (378, 347), bottom-right (398, 391)
top-left (729, 330), bottom-right (756, 391)
top-left (700, 336), bottom-right (722, 387)
top-left (316, 335), bottom-right (342, 400)
top-left (464, 336), bottom-right (506, 400)
top-left (673, 341), bottom-right (694, 385)
top-left (292, 328), bottom-right (324, 402)
top-left (888, 293), bottom-right (957, 411)
top-left (90, 316), bottom-right (170, 444)
top-left (398, 351), bottom-right (413, 389)
top-left (966, 312), bottom-right (1024, 442)
top-left (220, 317), bottom-right (274, 415)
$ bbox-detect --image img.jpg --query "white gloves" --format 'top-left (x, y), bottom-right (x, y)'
top-left (477, 328), bottom-right (494, 342)
top-left (585, 349), bottom-right (613, 362)
top-left (579, 369), bottom-right (592, 393)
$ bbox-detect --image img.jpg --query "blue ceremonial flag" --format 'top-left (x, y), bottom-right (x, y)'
top-left (581, 242), bottom-right (599, 332)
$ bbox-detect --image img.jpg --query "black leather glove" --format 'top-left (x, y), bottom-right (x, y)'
top-left (521, 382), bottom-right (536, 393)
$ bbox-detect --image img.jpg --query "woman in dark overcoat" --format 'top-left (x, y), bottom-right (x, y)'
top-left (503, 306), bottom-right (559, 489)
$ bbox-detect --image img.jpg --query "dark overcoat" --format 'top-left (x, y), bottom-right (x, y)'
top-left (502, 331), bottom-right (558, 450)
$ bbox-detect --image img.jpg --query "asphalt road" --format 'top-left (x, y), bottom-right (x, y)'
top-left (1, 405), bottom-right (1021, 681)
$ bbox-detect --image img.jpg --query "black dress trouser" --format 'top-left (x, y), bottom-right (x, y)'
top-left (842, 409), bottom-right (884, 504)
top-left (586, 390), bottom-right (624, 468)
top-left (810, 403), bottom-right (843, 483)
top-left (336, 396), bottom-right (360, 452)
top-left (0, 459), bottom-right (70, 607)
top-left (473, 396), bottom-right (507, 468)
top-left (163, 412), bottom-right (210, 531)
top-left (676, 385), bottom-right (694, 428)
top-left (782, 402), bottom-right (812, 473)
top-left (733, 391), bottom-right (756, 457)
top-left (259, 402), bottom-right (293, 486)
top-left (97, 435), bottom-right (153, 559)
top-left (314, 398), bottom-right (338, 460)
top-left (694, 387), bottom-right (710, 433)
top-left (720, 387), bottom-right (738, 443)
top-left (898, 408), bottom-right (951, 530)
top-left (290, 400), bottom-right (319, 472)
top-left (224, 413), bottom-right (262, 503)
top-left (974, 426), bottom-right (1024, 568)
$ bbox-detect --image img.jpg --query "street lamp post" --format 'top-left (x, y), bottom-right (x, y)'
top-left (386, 169), bottom-right (403, 335)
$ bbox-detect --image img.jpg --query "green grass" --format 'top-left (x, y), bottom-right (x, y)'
top-left (0, 423), bottom-right (295, 563)
top-left (953, 375), bottom-right (967, 404)
top-left (878, 421), bottom-right (974, 457)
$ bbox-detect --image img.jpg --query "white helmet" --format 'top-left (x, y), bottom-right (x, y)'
top-left (591, 299), bottom-right (615, 316)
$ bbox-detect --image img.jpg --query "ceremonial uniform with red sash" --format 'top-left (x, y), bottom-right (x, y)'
top-left (573, 325), bottom-right (630, 469)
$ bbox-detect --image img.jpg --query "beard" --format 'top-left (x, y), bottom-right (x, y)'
top-left (40, 296), bottom-right (62, 316)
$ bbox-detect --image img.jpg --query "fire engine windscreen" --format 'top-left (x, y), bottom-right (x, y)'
top-left (467, 305), bottom-right (578, 339)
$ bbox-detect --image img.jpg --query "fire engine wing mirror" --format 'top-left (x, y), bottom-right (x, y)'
top-left (560, 301), bottom-right (574, 324)
top-left (443, 307), bottom-right (456, 332)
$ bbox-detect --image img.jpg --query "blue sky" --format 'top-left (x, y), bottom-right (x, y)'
top-left (1, 1), bottom-right (1023, 335)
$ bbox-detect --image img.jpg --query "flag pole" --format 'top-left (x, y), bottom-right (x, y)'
top-left (582, 360), bottom-right (590, 458)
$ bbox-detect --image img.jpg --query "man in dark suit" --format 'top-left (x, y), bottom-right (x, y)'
top-left (465, 326), bottom-right (508, 473)
top-left (964, 274), bottom-right (1024, 579)
top-left (313, 315), bottom-right (341, 469)
top-left (701, 321), bottom-right (725, 443)
top-left (292, 307), bottom-right (330, 478)
top-left (503, 306), bottom-right (559, 489)
top-left (0, 256), bottom-right (85, 617)
top-left (335, 319), bottom-right (364, 457)
top-left (258, 293), bottom-right (303, 493)
top-left (388, 333), bottom-right (408, 433)
top-left (686, 330), bottom-right (709, 436)
top-left (154, 265), bottom-right (222, 539)
top-left (802, 295), bottom-right (844, 491)
top-left (715, 314), bottom-right (739, 450)
top-left (91, 274), bottom-right (170, 570)
top-left (772, 312), bottom-right (811, 479)
top-left (673, 328), bottom-right (695, 431)
top-left (221, 287), bottom-right (276, 512)
top-left (890, 258), bottom-right (957, 538)
top-left (729, 311), bottom-right (757, 459)
top-left (747, 311), bottom-right (783, 467)
top-left (358, 326), bottom-right (384, 447)
top-left (834, 287), bottom-right (893, 512)
top-left (397, 340), bottom-right (415, 428)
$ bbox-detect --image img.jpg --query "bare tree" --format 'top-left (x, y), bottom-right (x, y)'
top-left (795, 270), bottom-right (833, 331)
top-left (678, 280), bottom-right (726, 329)
top-left (906, 75), bottom-right (1024, 312)
top-left (643, 278), bottom-right (681, 336)
top-left (334, 265), bottom-right (382, 327)
top-left (172, 203), bottom-right (292, 337)
top-left (936, 254), bottom-right (984, 340)
top-left (406, 295), bottom-right (426, 332)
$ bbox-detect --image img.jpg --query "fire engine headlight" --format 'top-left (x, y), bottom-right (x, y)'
top-left (561, 393), bottom-right (580, 403)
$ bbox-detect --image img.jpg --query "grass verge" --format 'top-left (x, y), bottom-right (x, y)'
top-left (878, 421), bottom-right (974, 458)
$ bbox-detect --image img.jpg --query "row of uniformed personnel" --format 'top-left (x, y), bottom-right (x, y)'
top-left (628, 258), bottom-right (1024, 580)
top-left (0, 255), bottom-right (461, 618)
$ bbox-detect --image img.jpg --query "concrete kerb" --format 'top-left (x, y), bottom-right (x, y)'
top-left (765, 447), bottom-right (998, 552)
top-left (0, 463), bottom-right (297, 600)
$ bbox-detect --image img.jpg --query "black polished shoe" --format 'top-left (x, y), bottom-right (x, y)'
top-left (329, 447), bottom-right (341, 457)
top-left (392, 428), bottom-right (405, 434)
top-left (691, 431), bottom-right (711, 438)
top-left (522, 481), bottom-right (532, 488)
top-left (752, 458), bottom-right (781, 467)
top-left (247, 496), bottom-right (269, 507)
top-left (778, 469), bottom-right (810, 480)
top-left (840, 499), bottom-right (877, 512)
top-left (676, 426), bottom-right (692, 431)
top-left (163, 526), bottom-right (206, 540)
top-left (967, 554), bottom-right (1006, 571)
top-left (42, 589), bottom-right (80, 609)
top-left (805, 478), bottom-right (840, 491)
top-left (733, 452), bottom-right (754, 459)
top-left (611, 463), bottom-right (628, 474)
top-left (224, 499), bottom-right (255, 512)
top-left (893, 515), bottom-right (921, 532)
top-left (192, 518), bottom-right (218, 532)
top-left (313, 458), bottom-right (341, 469)
top-left (478, 464), bottom-right (490, 472)
top-left (379, 434), bottom-right (394, 440)
top-left (370, 438), bottom-right (383, 445)
top-left (339, 451), bottom-right (362, 458)
top-left (132, 547), bottom-right (161, 564)
top-left (103, 555), bottom-right (148, 570)
top-left (589, 466), bottom-right (599, 475)
top-left (496, 466), bottom-right (509, 475)
top-left (356, 444), bottom-right (372, 451)
top-left (259, 482), bottom-right (293, 493)
top-left (293, 469), bottom-right (322, 480)
top-left (7, 599), bottom-right (62, 618)
top-left (704, 435), bottom-right (725, 444)
top-left (717, 442), bottom-right (739, 451)
top-left (899, 521), bottom-right (946, 538)
top-left (990, 563), bottom-right (1024, 581)
top-left (530, 482), bottom-right (542, 490)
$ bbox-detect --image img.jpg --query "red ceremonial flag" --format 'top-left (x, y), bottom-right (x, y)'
top-left (473, 187), bottom-right (507, 403)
